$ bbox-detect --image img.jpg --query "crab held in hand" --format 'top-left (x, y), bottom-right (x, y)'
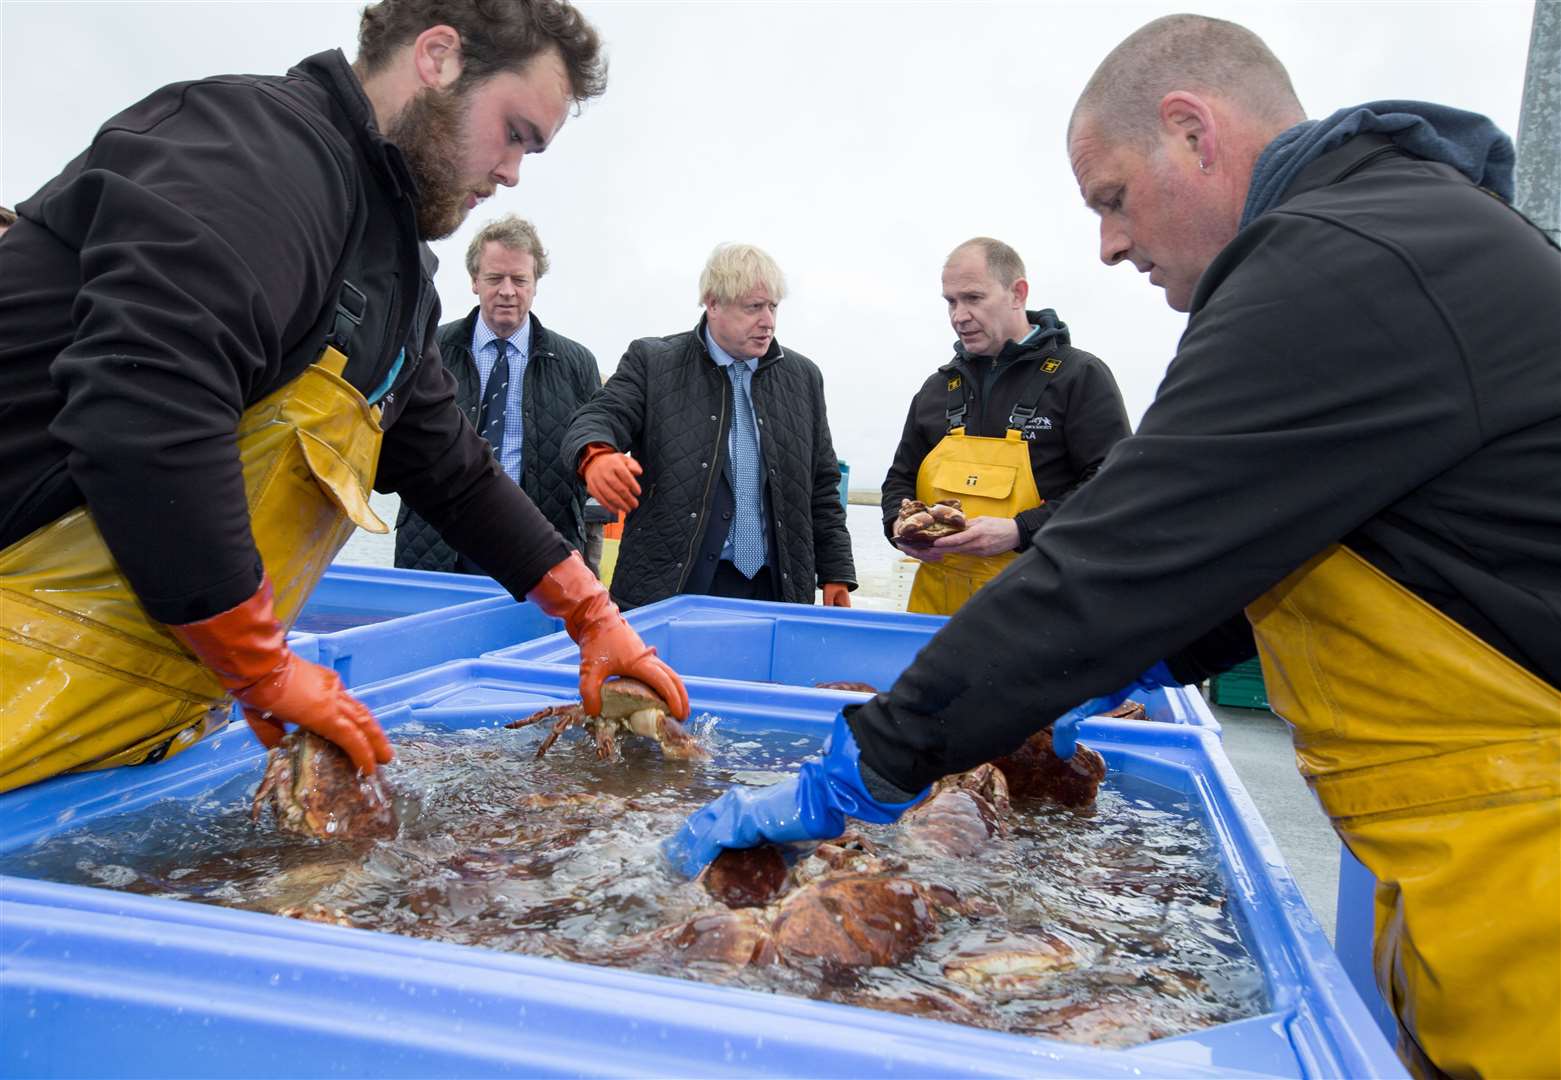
top-left (894, 498), bottom-right (968, 544)
top-left (252, 731), bottom-right (398, 841)
top-left (506, 677), bottom-right (708, 761)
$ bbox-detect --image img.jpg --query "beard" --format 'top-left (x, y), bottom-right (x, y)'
top-left (387, 86), bottom-right (475, 241)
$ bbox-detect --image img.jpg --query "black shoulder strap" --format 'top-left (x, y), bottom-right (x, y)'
top-left (1006, 351), bottom-right (1067, 431)
top-left (255, 77), bottom-right (371, 372)
top-left (944, 371), bottom-right (969, 431)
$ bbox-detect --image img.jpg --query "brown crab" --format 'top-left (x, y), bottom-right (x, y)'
top-left (991, 726), bottom-right (1108, 810)
top-left (893, 498), bottom-right (967, 544)
top-left (610, 768), bottom-right (1020, 973)
top-left (813, 681), bottom-right (880, 694)
top-left (505, 677), bottom-right (707, 761)
top-left (941, 929), bottom-right (1101, 993)
top-left (252, 731), bottom-right (398, 841)
top-left (602, 869), bottom-right (977, 972)
top-left (900, 762), bottom-right (1013, 857)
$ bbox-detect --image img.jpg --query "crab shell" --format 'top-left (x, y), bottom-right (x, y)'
top-left (991, 728), bottom-right (1107, 809)
top-left (894, 498), bottom-right (968, 543)
top-left (251, 731), bottom-right (397, 841)
top-left (814, 681), bottom-right (880, 694)
top-left (508, 677), bottom-right (709, 761)
top-left (624, 872), bottom-right (965, 971)
top-left (901, 762), bottom-right (1012, 857)
top-left (942, 931), bottom-right (1100, 991)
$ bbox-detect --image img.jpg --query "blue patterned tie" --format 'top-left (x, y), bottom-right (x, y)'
top-left (479, 339), bottom-right (509, 452)
top-left (726, 363), bottom-right (765, 577)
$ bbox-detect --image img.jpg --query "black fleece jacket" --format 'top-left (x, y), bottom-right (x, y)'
top-left (849, 134), bottom-right (1561, 792)
top-left (881, 310), bottom-right (1130, 550)
top-left (0, 51), bottom-right (568, 622)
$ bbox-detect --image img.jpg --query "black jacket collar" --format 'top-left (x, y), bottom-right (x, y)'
top-left (943, 308), bottom-right (1071, 373)
top-left (1275, 133), bottom-right (1402, 208)
top-left (291, 49), bottom-right (421, 206)
top-left (452, 306), bottom-right (556, 358)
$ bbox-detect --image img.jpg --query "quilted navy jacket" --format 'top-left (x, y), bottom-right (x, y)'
top-left (562, 318), bottom-right (856, 607)
top-left (396, 308), bottom-right (600, 569)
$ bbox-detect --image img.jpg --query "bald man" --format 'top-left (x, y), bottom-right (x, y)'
top-left (669, 15), bottom-right (1559, 1079)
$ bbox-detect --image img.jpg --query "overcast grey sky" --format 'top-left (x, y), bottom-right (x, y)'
top-left (0, 1), bottom-right (1537, 490)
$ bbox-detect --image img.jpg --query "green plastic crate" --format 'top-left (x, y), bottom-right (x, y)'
top-left (1210, 656), bottom-right (1271, 710)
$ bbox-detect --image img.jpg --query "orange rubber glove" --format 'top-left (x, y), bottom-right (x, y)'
top-left (167, 576), bottom-right (394, 774)
top-left (579, 443), bottom-right (642, 514)
top-left (822, 583), bottom-right (851, 607)
top-left (528, 551), bottom-right (690, 720)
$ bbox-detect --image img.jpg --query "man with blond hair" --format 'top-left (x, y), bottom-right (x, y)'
top-left (882, 237), bottom-right (1129, 614)
top-left (396, 214), bottom-right (600, 571)
top-left (668, 16), bottom-right (1558, 1077)
top-left (564, 243), bottom-right (855, 608)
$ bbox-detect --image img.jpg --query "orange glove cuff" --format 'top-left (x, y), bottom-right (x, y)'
top-left (167, 576), bottom-right (288, 694)
top-left (526, 551), bottom-right (619, 641)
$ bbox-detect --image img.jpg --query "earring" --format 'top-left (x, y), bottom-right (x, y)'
top-left (1198, 159), bottom-right (1209, 173)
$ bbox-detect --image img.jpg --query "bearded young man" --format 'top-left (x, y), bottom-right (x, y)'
top-left (0, 0), bottom-right (688, 793)
top-left (667, 15), bottom-right (1558, 1078)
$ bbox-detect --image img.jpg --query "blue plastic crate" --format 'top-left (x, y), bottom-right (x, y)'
top-left (1335, 846), bottom-right (1396, 1042)
top-left (0, 660), bottom-right (1398, 1078)
top-left (290, 564), bottom-right (561, 688)
top-left (311, 593), bottom-right (562, 689)
top-left (491, 596), bottom-right (1220, 733)
top-left (293, 563), bottom-right (506, 634)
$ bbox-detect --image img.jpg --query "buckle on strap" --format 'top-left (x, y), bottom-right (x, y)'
top-left (944, 372), bottom-right (968, 432)
top-left (327, 280), bottom-right (367, 352)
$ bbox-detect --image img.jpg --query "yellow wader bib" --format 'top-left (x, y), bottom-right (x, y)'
top-left (0, 348), bottom-right (388, 793)
top-left (906, 428), bottom-right (1042, 616)
top-left (1247, 545), bottom-right (1560, 1079)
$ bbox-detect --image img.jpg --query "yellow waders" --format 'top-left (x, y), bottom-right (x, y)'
top-left (0, 348), bottom-right (387, 793)
top-left (1248, 545), bottom-right (1561, 1079)
top-left (906, 428), bottom-right (1042, 615)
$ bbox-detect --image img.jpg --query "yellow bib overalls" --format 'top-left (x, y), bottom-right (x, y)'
top-left (1248, 545), bottom-right (1560, 1079)
top-left (0, 348), bottom-right (387, 793)
top-left (906, 427), bottom-right (1042, 615)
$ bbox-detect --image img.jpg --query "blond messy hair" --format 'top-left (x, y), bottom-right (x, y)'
top-left (699, 243), bottom-right (787, 307)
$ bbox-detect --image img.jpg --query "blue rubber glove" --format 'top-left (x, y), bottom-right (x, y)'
top-left (662, 711), bottom-right (929, 878)
top-left (1051, 661), bottom-right (1179, 758)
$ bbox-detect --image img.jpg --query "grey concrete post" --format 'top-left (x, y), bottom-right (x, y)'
top-left (1514, 0), bottom-right (1561, 244)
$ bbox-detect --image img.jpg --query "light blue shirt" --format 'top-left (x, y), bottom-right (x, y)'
top-left (471, 317), bottom-right (532, 484)
top-left (705, 328), bottom-right (769, 568)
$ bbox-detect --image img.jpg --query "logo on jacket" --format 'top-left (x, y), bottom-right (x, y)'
top-left (965, 474), bottom-right (979, 486)
top-left (1020, 414), bottom-right (1055, 440)
top-left (946, 375), bottom-right (962, 391)
top-left (1040, 357), bottom-right (1062, 374)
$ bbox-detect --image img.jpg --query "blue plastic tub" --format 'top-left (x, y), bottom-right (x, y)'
top-left (1335, 847), bottom-right (1396, 1042)
top-left (293, 563), bottom-right (506, 634)
top-left (310, 593), bottom-right (562, 689)
top-left (0, 661), bottom-right (1398, 1078)
top-left (291, 564), bottom-right (561, 688)
top-left (492, 596), bottom-right (1220, 733)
